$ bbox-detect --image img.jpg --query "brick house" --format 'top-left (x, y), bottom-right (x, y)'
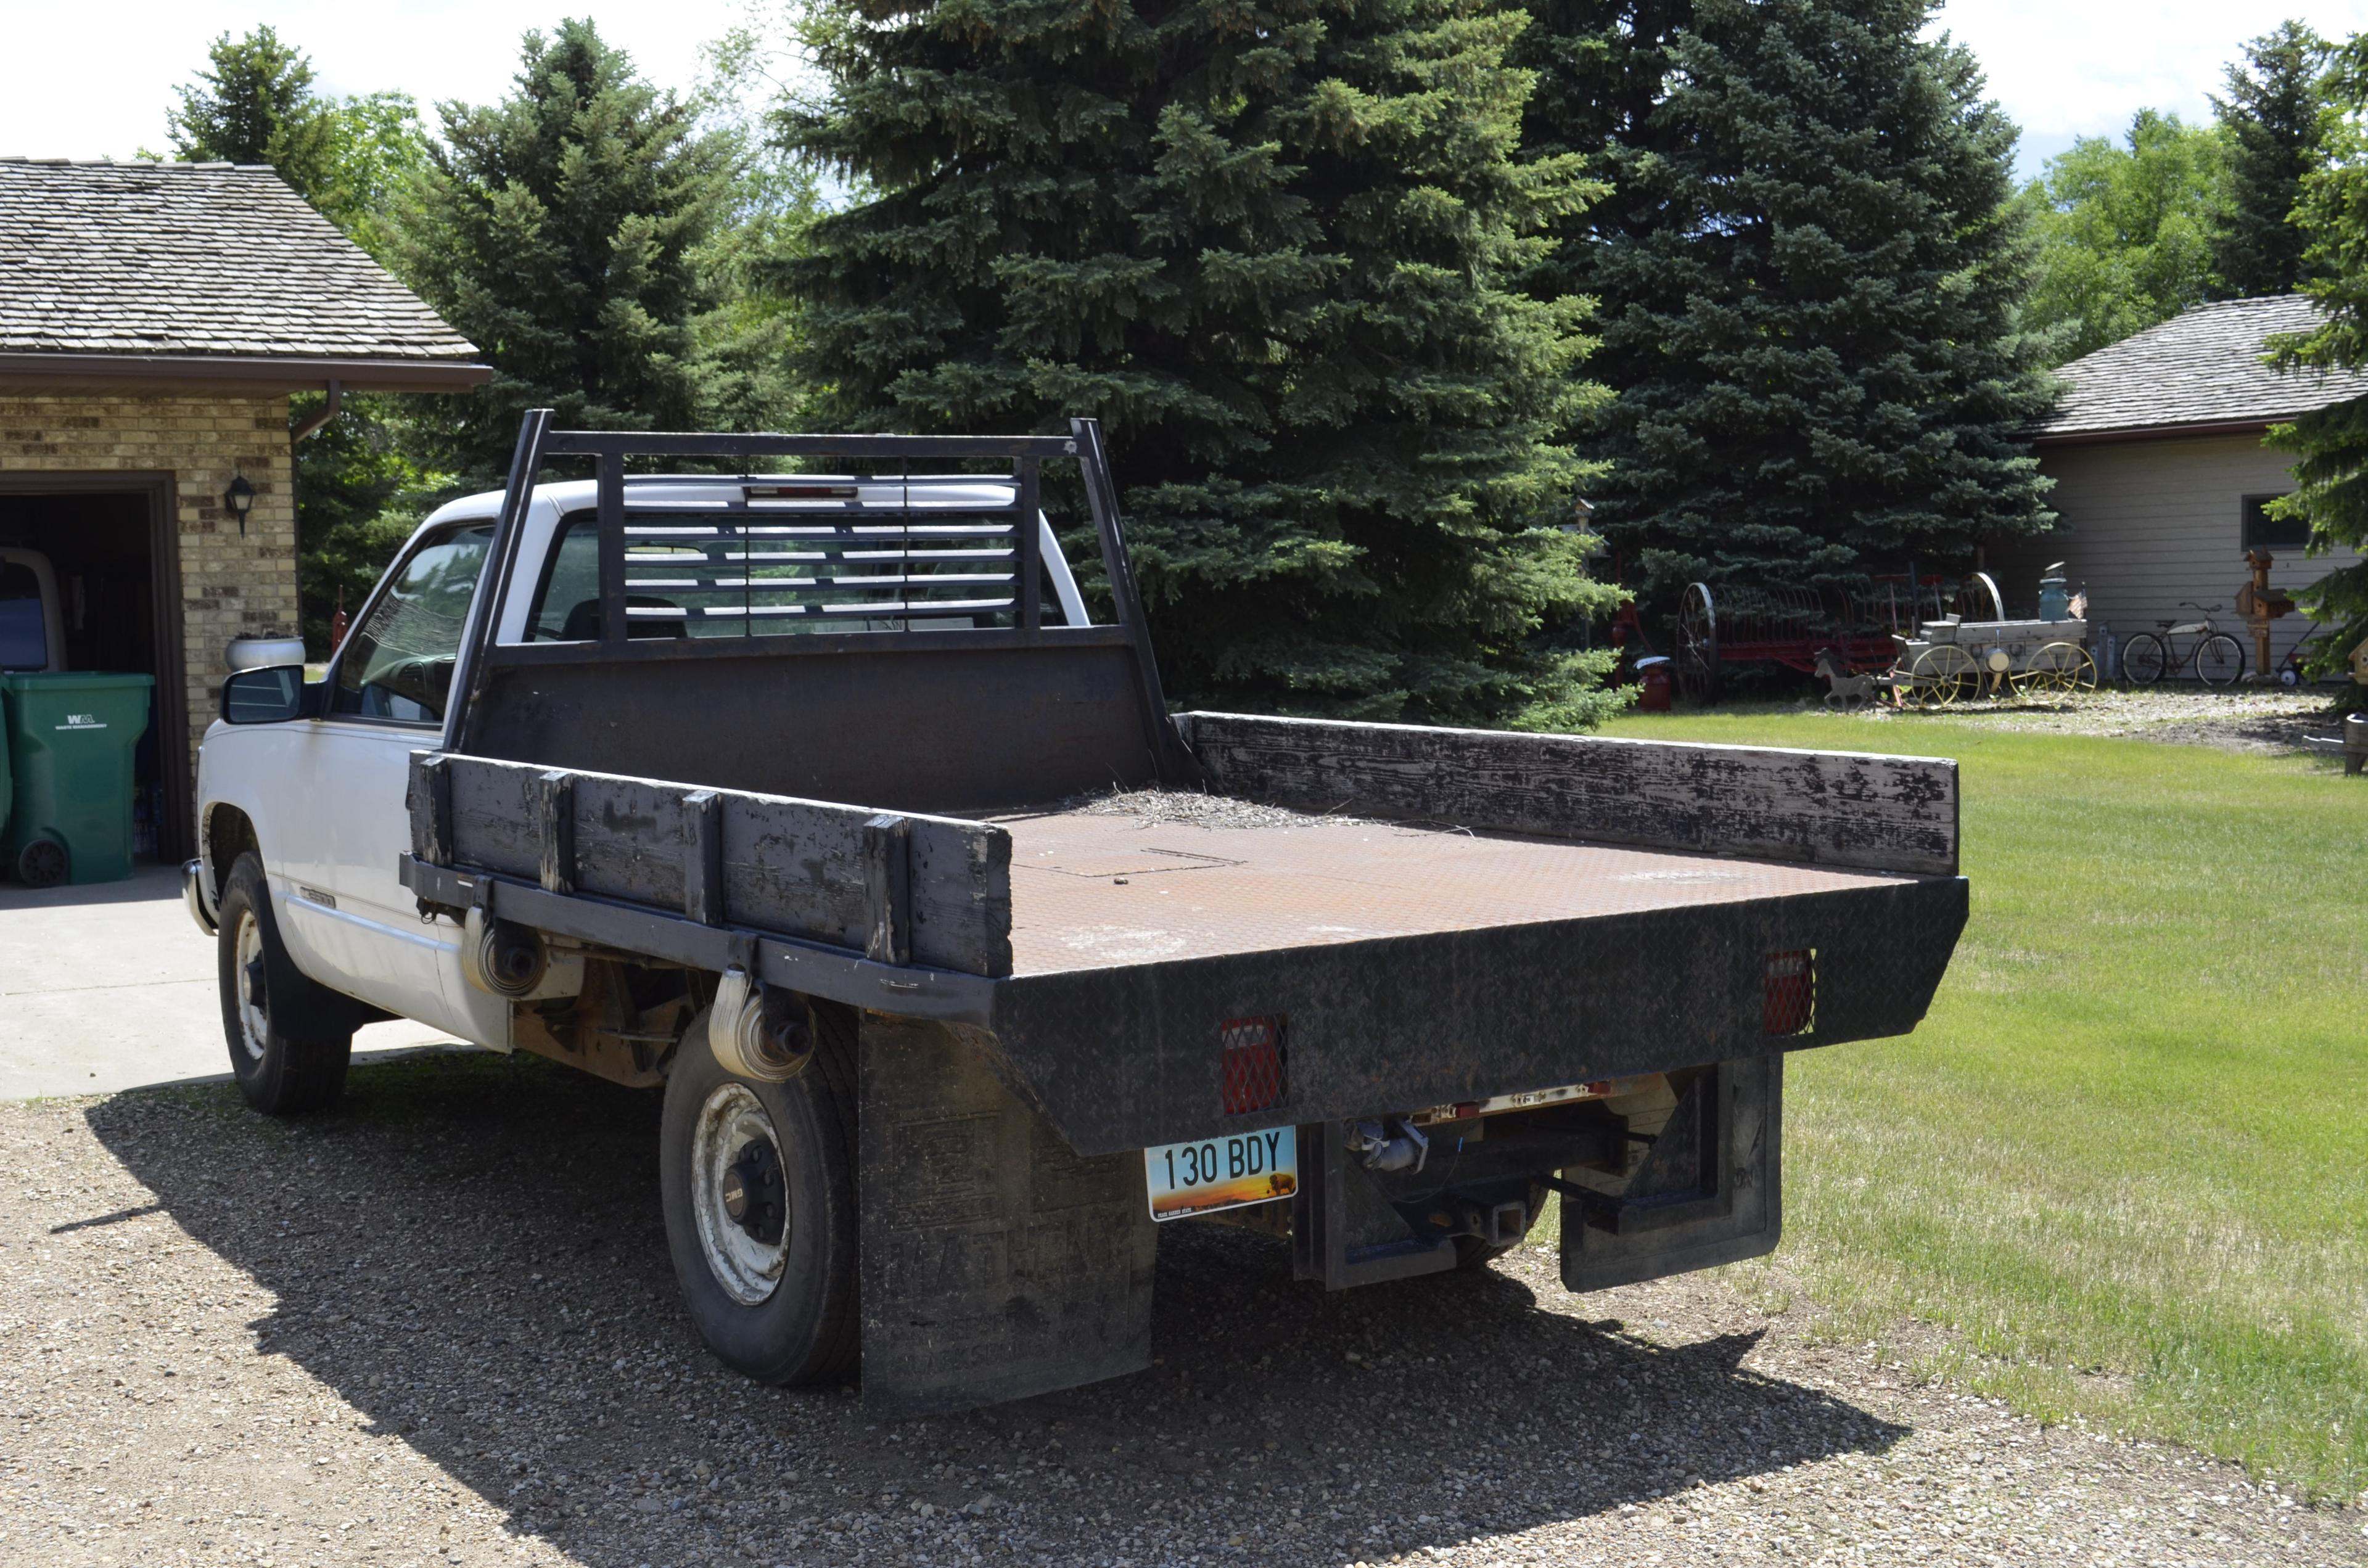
top-left (1991, 295), bottom-right (2367, 678)
top-left (0, 158), bottom-right (486, 859)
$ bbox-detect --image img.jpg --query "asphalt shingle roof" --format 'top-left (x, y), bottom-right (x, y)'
top-left (2035, 293), bottom-right (2368, 439)
top-left (0, 157), bottom-right (478, 363)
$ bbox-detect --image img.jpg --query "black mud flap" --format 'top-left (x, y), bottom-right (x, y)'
top-left (1291, 1122), bottom-right (1459, 1290)
top-left (1560, 1054), bottom-right (1782, 1294)
top-left (857, 1015), bottom-right (1158, 1416)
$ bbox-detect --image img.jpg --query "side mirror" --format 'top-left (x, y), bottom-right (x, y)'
top-left (219, 665), bottom-right (323, 724)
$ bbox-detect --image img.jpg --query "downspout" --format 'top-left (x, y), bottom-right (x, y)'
top-left (290, 378), bottom-right (344, 443)
top-left (289, 379), bottom-right (345, 650)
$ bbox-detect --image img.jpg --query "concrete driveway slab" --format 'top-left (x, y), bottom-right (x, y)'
top-left (0, 864), bottom-right (466, 1098)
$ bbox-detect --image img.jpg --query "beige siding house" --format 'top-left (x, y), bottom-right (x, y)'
top-left (0, 158), bottom-right (487, 858)
top-left (1991, 295), bottom-right (2366, 679)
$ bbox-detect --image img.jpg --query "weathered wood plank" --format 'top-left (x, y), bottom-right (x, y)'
top-left (683, 790), bottom-right (725, 926)
top-left (863, 814), bottom-right (912, 964)
top-left (1174, 712), bottom-right (1957, 876)
top-left (535, 770), bottom-right (575, 895)
top-left (408, 752), bottom-right (453, 865)
top-left (411, 753), bottom-right (1015, 975)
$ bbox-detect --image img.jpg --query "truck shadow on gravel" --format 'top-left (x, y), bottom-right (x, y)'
top-left (91, 1050), bottom-right (1907, 1567)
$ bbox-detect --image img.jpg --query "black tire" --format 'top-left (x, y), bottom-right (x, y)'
top-left (16, 839), bottom-right (67, 888)
top-left (660, 999), bottom-right (859, 1387)
top-left (2195, 633), bottom-right (2245, 689)
top-left (2121, 632), bottom-right (2167, 687)
top-left (216, 852), bottom-right (353, 1114)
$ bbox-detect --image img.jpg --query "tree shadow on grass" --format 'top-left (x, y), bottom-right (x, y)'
top-left (87, 1049), bottom-right (1904, 1566)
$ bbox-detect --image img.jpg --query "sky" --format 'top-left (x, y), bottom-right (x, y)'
top-left (4, 0), bottom-right (2368, 183)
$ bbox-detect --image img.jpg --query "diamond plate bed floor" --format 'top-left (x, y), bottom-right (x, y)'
top-left (988, 802), bottom-right (1912, 975)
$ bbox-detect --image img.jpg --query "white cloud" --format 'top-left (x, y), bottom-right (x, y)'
top-left (6, 1), bottom-right (2365, 182)
top-left (0, 1), bottom-right (752, 162)
top-left (1930, 0), bottom-right (2368, 177)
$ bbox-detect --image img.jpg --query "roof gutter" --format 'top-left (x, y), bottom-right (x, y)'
top-left (0, 351), bottom-right (493, 395)
top-left (2029, 417), bottom-right (2278, 448)
top-left (290, 379), bottom-right (343, 443)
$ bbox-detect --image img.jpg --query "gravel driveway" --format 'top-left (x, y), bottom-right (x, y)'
top-left (5, 1051), bottom-right (2359, 1568)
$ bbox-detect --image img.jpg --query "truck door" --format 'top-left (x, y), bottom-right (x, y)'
top-left (274, 522), bottom-right (493, 1035)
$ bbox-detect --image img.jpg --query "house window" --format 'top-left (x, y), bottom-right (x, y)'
top-left (2242, 493), bottom-right (2310, 551)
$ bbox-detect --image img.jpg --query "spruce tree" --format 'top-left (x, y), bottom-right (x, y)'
top-left (397, 19), bottom-right (738, 480)
top-left (2263, 39), bottom-right (2368, 689)
top-left (1516, 0), bottom-right (2055, 599)
top-left (779, 0), bottom-right (1624, 727)
top-left (2212, 21), bottom-right (2333, 300)
top-left (165, 26), bottom-right (338, 199)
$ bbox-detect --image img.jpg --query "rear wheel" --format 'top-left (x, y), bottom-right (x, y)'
top-left (15, 839), bottom-right (66, 888)
top-left (660, 999), bottom-right (859, 1386)
top-left (216, 852), bottom-right (352, 1114)
top-left (2195, 633), bottom-right (2245, 688)
top-left (2015, 641), bottom-right (2097, 697)
top-left (2120, 633), bottom-right (2167, 687)
top-left (1675, 583), bottom-right (1718, 706)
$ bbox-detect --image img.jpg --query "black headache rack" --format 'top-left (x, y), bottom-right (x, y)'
top-left (438, 411), bottom-right (1199, 810)
top-left (403, 413), bottom-right (1970, 1416)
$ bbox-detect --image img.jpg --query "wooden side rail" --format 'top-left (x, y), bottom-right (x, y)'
top-left (409, 752), bottom-right (1015, 976)
top-left (1175, 713), bottom-right (1959, 877)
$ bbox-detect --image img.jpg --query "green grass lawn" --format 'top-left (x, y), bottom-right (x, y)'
top-left (1587, 708), bottom-right (2368, 1499)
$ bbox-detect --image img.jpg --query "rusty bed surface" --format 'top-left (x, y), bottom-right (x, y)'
top-left (988, 804), bottom-right (1912, 977)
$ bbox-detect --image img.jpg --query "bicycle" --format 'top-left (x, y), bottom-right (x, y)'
top-left (2120, 603), bottom-right (2246, 688)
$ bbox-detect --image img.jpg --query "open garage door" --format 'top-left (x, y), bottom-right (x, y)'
top-left (0, 475), bottom-right (189, 862)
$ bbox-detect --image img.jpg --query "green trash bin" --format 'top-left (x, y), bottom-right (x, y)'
top-left (0, 671), bottom-right (155, 887)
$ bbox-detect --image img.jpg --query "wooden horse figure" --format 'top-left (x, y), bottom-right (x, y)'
top-left (1813, 648), bottom-right (1883, 710)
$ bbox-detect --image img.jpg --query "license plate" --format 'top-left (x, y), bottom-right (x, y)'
top-left (1145, 1128), bottom-right (1298, 1221)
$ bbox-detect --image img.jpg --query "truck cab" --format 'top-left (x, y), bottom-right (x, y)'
top-left (191, 474), bottom-right (1096, 1046)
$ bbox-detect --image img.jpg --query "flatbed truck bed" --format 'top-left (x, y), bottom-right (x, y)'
top-left (204, 414), bottom-right (1965, 1416)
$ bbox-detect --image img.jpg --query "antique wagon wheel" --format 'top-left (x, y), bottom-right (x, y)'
top-left (1908, 644), bottom-right (1980, 707)
top-left (1675, 582), bottom-right (1718, 705)
top-left (2015, 641), bottom-right (2097, 697)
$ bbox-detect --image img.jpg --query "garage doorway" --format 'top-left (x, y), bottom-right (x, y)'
top-left (0, 474), bottom-right (189, 862)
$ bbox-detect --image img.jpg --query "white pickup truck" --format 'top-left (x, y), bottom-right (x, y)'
top-left (185, 414), bottom-right (1967, 1414)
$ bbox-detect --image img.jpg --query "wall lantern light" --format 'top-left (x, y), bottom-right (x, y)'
top-left (224, 473), bottom-right (256, 537)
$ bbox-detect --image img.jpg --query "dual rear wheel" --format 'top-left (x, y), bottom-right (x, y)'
top-left (659, 1002), bottom-right (861, 1387)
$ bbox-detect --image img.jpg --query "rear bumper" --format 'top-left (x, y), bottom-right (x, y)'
top-left (985, 874), bottom-right (1968, 1154)
top-left (181, 857), bottom-right (218, 937)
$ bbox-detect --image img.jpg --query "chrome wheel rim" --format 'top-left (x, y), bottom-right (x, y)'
top-left (691, 1082), bottom-right (789, 1305)
top-left (234, 909), bottom-right (269, 1063)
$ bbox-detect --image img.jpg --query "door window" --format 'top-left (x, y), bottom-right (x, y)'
top-left (332, 525), bottom-right (492, 723)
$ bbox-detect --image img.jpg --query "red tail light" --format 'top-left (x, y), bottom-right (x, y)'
top-left (1220, 1018), bottom-right (1286, 1115)
top-left (1764, 950), bottom-right (1815, 1035)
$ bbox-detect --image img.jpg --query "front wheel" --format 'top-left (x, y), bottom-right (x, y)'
top-left (2120, 633), bottom-right (2168, 687)
top-left (2194, 633), bottom-right (2245, 688)
top-left (216, 852), bottom-right (352, 1114)
top-left (659, 999), bottom-right (860, 1387)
